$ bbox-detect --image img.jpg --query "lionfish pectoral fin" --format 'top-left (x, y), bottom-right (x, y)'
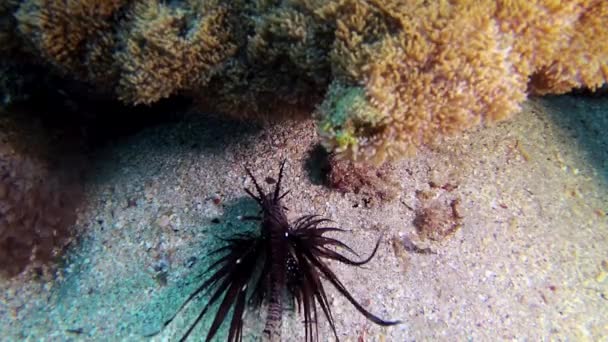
top-left (227, 287), bottom-right (248, 342)
top-left (278, 190), bottom-right (290, 201)
top-left (244, 166), bottom-right (266, 200)
top-left (202, 276), bottom-right (247, 342)
top-left (323, 234), bottom-right (383, 268)
top-left (244, 188), bottom-right (262, 203)
top-left (306, 249), bottom-right (401, 327)
top-left (273, 159), bottom-right (287, 201)
top-left (328, 269), bottom-right (400, 326)
top-left (157, 260), bottom-right (229, 336)
top-left (168, 236), bottom-right (264, 342)
top-left (290, 246), bottom-right (339, 341)
top-left (333, 235), bottom-right (382, 267)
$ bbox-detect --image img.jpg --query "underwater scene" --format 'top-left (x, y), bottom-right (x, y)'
top-left (1, 1), bottom-right (607, 341)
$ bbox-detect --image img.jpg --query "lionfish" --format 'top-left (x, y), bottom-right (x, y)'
top-left (160, 160), bottom-right (399, 341)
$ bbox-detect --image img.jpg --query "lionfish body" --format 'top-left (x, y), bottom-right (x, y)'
top-left (159, 161), bottom-right (399, 341)
top-left (251, 169), bottom-right (290, 342)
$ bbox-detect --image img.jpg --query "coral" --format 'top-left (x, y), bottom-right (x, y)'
top-left (526, 1), bottom-right (608, 94)
top-left (3, 0), bottom-right (607, 163)
top-left (194, 2), bottom-right (334, 118)
top-left (116, 0), bottom-right (237, 104)
top-left (316, 0), bottom-right (608, 163)
top-left (13, 0), bottom-right (238, 102)
top-left (15, 0), bottom-right (127, 88)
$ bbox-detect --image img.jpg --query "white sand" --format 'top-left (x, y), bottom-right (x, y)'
top-left (1, 95), bottom-right (607, 341)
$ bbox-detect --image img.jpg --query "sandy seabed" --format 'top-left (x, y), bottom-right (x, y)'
top-left (1, 95), bottom-right (607, 341)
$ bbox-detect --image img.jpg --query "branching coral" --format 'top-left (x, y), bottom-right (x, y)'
top-left (5, 0), bottom-right (608, 163)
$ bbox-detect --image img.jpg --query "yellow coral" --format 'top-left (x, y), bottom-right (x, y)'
top-left (117, 0), bottom-right (237, 104)
top-left (527, 0), bottom-right (608, 94)
top-left (193, 2), bottom-right (332, 119)
top-left (316, 0), bottom-right (608, 164)
top-left (12, 0), bottom-right (239, 103)
top-left (5, 0), bottom-right (607, 163)
top-left (15, 0), bottom-right (126, 79)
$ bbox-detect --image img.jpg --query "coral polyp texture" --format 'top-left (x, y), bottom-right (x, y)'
top-left (4, 0), bottom-right (608, 163)
top-left (315, 0), bottom-right (608, 163)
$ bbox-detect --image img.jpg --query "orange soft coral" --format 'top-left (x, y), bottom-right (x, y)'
top-left (5, 0), bottom-right (608, 163)
top-left (526, 1), bottom-right (608, 94)
top-left (116, 0), bottom-right (237, 104)
top-left (15, 0), bottom-right (126, 85)
top-left (316, 0), bottom-right (608, 163)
